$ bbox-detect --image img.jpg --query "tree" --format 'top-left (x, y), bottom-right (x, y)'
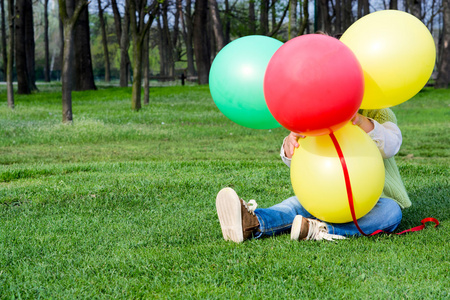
top-left (193, 0), bottom-right (210, 84)
top-left (298, 0), bottom-right (309, 36)
top-left (129, 0), bottom-right (158, 110)
top-left (435, 0), bottom-right (450, 88)
top-left (44, 0), bottom-right (50, 82)
top-left (209, 0), bottom-right (225, 51)
top-left (6, 0), bottom-right (14, 109)
top-left (97, 0), bottom-right (110, 82)
top-left (59, 0), bottom-right (88, 123)
top-left (260, 0), bottom-right (269, 35)
top-left (1, 0), bottom-right (7, 79)
top-left (181, 0), bottom-right (195, 76)
top-left (15, 0), bottom-right (37, 94)
top-left (157, 0), bottom-right (174, 77)
top-left (111, 0), bottom-right (131, 87)
top-left (74, 3), bottom-right (96, 91)
top-left (288, 0), bottom-right (297, 39)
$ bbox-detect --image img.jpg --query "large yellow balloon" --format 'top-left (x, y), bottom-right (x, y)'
top-left (340, 10), bottom-right (436, 109)
top-left (290, 123), bottom-right (385, 223)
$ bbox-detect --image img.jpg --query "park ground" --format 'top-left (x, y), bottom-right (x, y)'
top-left (0, 83), bottom-right (449, 298)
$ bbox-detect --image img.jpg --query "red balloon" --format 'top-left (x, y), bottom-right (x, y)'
top-left (264, 34), bottom-right (364, 136)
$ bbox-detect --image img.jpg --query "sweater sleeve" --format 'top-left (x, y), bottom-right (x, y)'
top-left (367, 119), bottom-right (402, 159)
top-left (280, 136), bottom-right (292, 167)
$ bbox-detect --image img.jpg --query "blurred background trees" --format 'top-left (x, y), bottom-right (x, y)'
top-left (1, 0), bottom-right (449, 116)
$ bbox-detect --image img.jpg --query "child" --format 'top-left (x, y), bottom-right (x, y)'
top-left (216, 108), bottom-right (411, 242)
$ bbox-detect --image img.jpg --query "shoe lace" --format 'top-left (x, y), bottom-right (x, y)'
top-left (306, 219), bottom-right (346, 241)
top-left (243, 199), bottom-right (258, 215)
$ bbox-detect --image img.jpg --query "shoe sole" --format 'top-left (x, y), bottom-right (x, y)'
top-left (216, 187), bottom-right (243, 243)
top-left (290, 215), bottom-right (304, 240)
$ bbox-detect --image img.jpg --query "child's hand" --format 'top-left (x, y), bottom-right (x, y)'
top-left (351, 113), bottom-right (374, 133)
top-left (283, 132), bottom-right (305, 158)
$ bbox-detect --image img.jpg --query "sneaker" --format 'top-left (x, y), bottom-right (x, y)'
top-left (290, 215), bottom-right (345, 241)
top-left (216, 187), bottom-right (260, 243)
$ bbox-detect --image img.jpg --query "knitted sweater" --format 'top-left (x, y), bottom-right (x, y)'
top-left (359, 108), bottom-right (412, 209)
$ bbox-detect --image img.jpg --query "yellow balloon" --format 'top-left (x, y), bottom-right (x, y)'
top-left (290, 123), bottom-right (385, 223)
top-left (340, 10), bottom-right (436, 109)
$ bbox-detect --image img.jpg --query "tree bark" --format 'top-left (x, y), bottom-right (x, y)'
top-left (435, 0), bottom-right (450, 88)
top-left (288, 0), bottom-right (297, 39)
top-left (74, 3), bottom-right (96, 91)
top-left (181, 0), bottom-right (195, 76)
top-left (143, 29), bottom-right (149, 105)
top-left (111, 0), bottom-right (131, 87)
top-left (249, 0), bottom-right (255, 35)
top-left (260, 0), bottom-right (269, 35)
top-left (407, 0), bottom-right (422, 20)
top-left (224, 0), bottom-right (230, 44)
top-left (59, 0), bottom-right (87, 123)
top-left (162, 0), bottom-right (174, 76)
top-left (121, 0), bottom-right (131, 87)
top-left (129, 0), bottom-right (158, 111)
top-left (15, 0), bottom-right (36, 94)
top-left (298, 0), bottom-right (309, 36)
top-left (389, 0), bottom-right (398, 10)
top-left (97, 0), bottom-right (110, 82)
top-left (193, 0), bottom-right (210, 84)
top-left (44, 0), bottom-right (50, 81)
top-left (209, 0), bottom-right (224, 52)
top-left (1, 0), bottom-right (8, 80)
top-left (357, 0), bottom-right (370, 19)
top-left (6, 0), bottom-right (14, 109)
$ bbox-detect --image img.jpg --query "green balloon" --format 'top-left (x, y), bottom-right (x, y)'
top-left (209, 35), bottom-right (283, 129)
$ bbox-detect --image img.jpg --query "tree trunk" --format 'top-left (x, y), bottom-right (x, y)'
top-left (162, 0), bottom-right (174, 76)
top-left (298, 0), bottom-right (309, 36)
top-left (249, 0), bottom-right (255, 35)
top-left (44, 0), bottom-right (50, 82)
top-left (97, 0), bottom-right (110, 82)
top-left (131, 41), bottom-right (142, 111)
top-left (59, 0), bottom-right (87, 123)
top-left (6, 0), bottom-right (14, 109)
top-left (129, 0), bottom-right (158, 111)
top-left (260, 0), bottom-right (269, 35)
top-left (288, 0), bottom-right (297, 39)
top-left (224, 0), bottom-right (230, 44)
top-left (435, 0), bottom-right (450, 88)
top-left (342, 0), bottom-right (353, 30)
top-left (357, 0), bottom-right (370, 19)
top-left (193, 0), bottom-right (210, 84)
top-left (143, 29), bottom-right (149, 105)
top-left (15, 0), bottom-right (31, 94)
top-left (319, 0), bottom-right (331, 34)
top-left (111, 0), bottom-right (131, 87)
top-left (74, 3), bottom-right (96, 91)
top-left (2, 0), bottom-right (8, 80)
top-left (209, 0), bottom-right (225, 52)
top-left (121, 1), bottom-right (131, 87)
top-left (62, 25), bottom-right (75, 123)
top-left (407, 0), bottom-right (422, 20)
top-left (389, 0), bottom-right (398, 9)
top-left (183, 0), bottom-right (195, 76)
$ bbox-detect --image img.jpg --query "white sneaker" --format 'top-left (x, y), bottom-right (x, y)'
top-left (290, 215), bottom-right (345, 241)
top-left (216, 187), bottom-right (260, 243)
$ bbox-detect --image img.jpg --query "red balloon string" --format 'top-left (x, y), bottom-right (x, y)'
top-left (329, 132), bottom-right (439, 237)
top-left (329, 132), bottom-right (369, 236)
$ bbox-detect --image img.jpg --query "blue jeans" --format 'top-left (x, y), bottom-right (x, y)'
top-left (254, 196), bottom-right (402, 237)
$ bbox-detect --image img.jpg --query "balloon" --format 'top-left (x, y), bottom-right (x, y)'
top-left (290, 123), bottom-right (385, 223)
top-left (340, 10), bottom-right (436, 109)
top-left (209, 36), bottom-right (283, 129)
top-left (264, 34), bottom-right (364, 136)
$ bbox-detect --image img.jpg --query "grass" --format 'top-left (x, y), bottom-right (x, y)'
top-left (0, 84), bottom-right (449, 298)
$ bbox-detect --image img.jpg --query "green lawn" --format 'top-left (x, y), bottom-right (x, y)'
top-left (0, 84), bottom-right (449, 298)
